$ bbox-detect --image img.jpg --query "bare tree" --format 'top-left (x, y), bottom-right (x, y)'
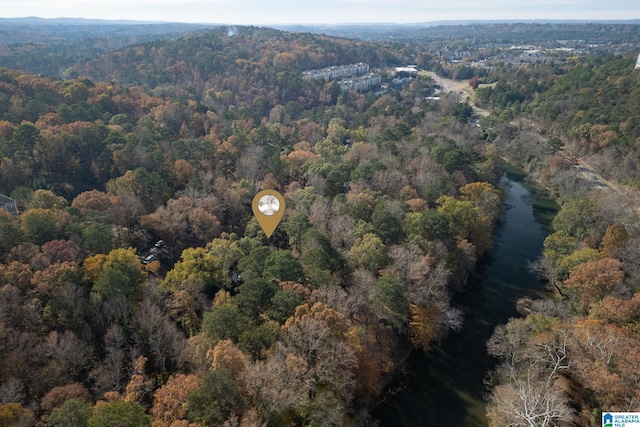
top-left (487, 321), bottom-right (575, 427)
top-left (133, 296), bottom-right (186, 372)
top-left (283, 317), bottom-right (357, 400)
top-left (90, 324), bottom-right (129, 396)
top-left (245, 344), bottom-right (309, 416)
top-left (46, 330), bottom-right (93, 379)
top-left (529, 257), bottom-right (564, 296)
top-left (0, 377), bottom-right (26, 404)
top-left (327, 213), bottom-right (355, 251)
top-left (487, 373), bottom-right (575, 427)
top-left (309, 197), bottom-right (331, 233)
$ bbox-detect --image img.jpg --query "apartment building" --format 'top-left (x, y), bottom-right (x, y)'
top-left (339, 73), bottom-right (382, 92)
top-left (302, 63), bottom-right (370, 81)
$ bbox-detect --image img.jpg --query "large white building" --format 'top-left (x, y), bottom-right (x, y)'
top-left (339, 73), bottom-right (382, 92)
top-left (303, 63), bottom-right (370, 81)
top-left (636, 53), bottom-right (640, 70)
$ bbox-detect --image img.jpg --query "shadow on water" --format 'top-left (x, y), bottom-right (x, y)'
top-left (373, 177), bottom-right (557, 426)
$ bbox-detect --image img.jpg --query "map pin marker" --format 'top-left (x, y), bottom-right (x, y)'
top-left (252, 189), bottom-right (285, 238)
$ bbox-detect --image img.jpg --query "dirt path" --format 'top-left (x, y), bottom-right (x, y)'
top-left (425, 71), bottom-right (490, 117)
top-left (577, 159), bottom-right (640, 230)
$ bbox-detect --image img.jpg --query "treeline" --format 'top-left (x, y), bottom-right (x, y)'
top-left (281, 23), bottom-right (640, 47)
top-left (0, 29), bottom-right (503, 426)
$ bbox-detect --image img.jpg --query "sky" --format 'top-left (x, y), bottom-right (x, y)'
top-left (1, 0), bottom-right (640, 25)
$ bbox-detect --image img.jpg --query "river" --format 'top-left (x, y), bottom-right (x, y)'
top-left (374, 177), bottom-right (556, 426)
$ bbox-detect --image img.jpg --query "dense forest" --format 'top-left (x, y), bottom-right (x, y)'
top-left (1, 20), bottom-right (640, 427)
top-left (0, 25), bottom-right (506, 426)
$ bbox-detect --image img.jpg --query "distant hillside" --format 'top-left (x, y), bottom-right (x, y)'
top-left (0, 17), bottom-right (172, 25)
top-left (0, 19), bottom-right (215, 76)
top-left (72, 26), bottom-right (405, 111)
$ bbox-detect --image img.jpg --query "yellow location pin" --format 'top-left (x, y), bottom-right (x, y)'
top-left (252, 189), bottom-right (285, 238)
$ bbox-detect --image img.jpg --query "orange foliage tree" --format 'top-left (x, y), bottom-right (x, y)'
top-left (563, 258), bottom-right (624, 309)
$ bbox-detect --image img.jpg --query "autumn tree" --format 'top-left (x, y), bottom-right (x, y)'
top-left (161, 247), bottom-right (219, 292)
top-left (41, 383), bottom-right (91, 414)
top-left (563, 257), bottom-right (624, 309)
top-left (568, 320), bottom-right (640, 411)
top-left (28, 189), bottom-right (67, 210)
top-left (123, 356), bottom-right (154, 406)
top-left (408, 303), bottom-right (439, 351)
top-left (208, 339), bottom-right (248, 381)
top-left (41, 239), bottom-right (81, 264)
top-left (140, 196), bottom-right (221, 250)
top-left (151, 374), bottom-right (200, 427)
top-left (72, 190), bottom-right (112, 216)
top-left (247, 301), bottom-right (357, 422)
top-left (600, 223), bottom-right (629, 256)
top-left (458, 181), bottom-right (502, 220)
top-left (437, 195), bottom-right (491, 253)
top-left (167, 275), bottom-right (208, 336)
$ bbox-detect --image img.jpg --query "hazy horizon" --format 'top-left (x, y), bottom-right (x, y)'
top-left (2, 0), bottom-right (640, 26)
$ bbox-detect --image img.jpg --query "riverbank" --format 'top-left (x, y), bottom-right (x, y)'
top-left (373, 175), bottom-right (557, 426)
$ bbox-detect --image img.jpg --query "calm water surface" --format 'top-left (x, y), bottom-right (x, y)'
top-left (374, 178), bottom-right (554, 426)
